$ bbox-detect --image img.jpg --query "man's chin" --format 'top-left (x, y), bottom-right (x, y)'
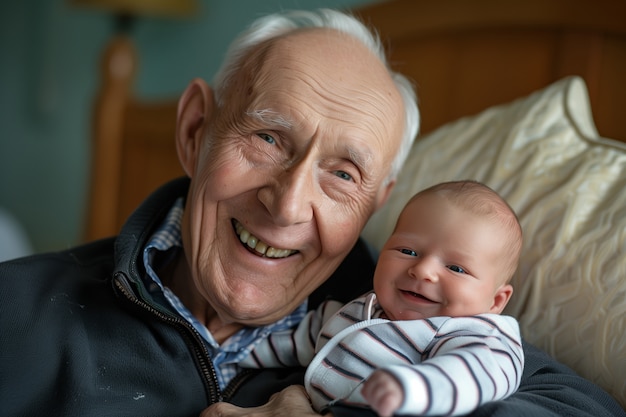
top-left (229, 309), bottom-right (292, 327)
top-left (218, 292), bottom-right (294, 325)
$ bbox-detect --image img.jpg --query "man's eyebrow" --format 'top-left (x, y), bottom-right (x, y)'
top-left (347, 145), bottom-right (373, 173)
top-left (246, 109), bottom-right (293, 129)
top-left (246, 109), bottom-right (373, 172)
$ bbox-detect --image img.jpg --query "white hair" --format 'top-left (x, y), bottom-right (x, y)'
top-left (212, 9), bottom-right (420, 184)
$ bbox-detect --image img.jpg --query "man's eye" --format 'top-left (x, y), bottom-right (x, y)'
top-left (333, 170), bottom-right (353, 181)
top-left (400, 248), bottom-right (417, 257)
top-left (448, 265), bottom-right (466, 274)
top-left (258, 133), bottom-right (276, 145)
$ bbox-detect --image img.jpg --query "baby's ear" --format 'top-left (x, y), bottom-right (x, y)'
top-left (489, 284), bottom-right (513, 314)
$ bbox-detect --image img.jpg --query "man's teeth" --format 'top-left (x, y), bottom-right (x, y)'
top-left (234, 221), bottom-right (296, 258)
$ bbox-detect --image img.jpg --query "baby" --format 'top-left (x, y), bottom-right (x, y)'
top-left (242, 180), bottom-right (524, 416)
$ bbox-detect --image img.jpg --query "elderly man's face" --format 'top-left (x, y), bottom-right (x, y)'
top-left (179, 29), bottom-right (405, 326)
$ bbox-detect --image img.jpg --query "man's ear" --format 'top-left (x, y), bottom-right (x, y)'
top-left (489, 284), bottom-right (513, 314)
top-left (176, 78), bottom-right (215, 178)
top-left (375, 179), bottom-right (396, 210)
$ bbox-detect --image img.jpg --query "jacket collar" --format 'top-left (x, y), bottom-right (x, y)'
top-left (114, 177), bottom-right (190, 282)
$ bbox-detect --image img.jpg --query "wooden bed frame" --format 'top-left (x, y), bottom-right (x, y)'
top-left (84, 0), bottom-right (626, 242)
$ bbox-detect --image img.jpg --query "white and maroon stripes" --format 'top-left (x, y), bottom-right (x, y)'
top-left (242, 292), bottom-right (524, 415)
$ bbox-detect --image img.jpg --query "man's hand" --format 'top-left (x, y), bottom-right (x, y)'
top-left (361, 370), bottom-right (403, 417)
top-left (200, 385), bottom-right (331, 417)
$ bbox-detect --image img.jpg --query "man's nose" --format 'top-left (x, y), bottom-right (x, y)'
top-left (408, 256), bottom-right (439, 282)
top-left (258, 161), bottom-right (316, 226)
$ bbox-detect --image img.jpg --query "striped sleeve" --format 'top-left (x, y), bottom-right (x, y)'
top-left (304, 313), bottom-right (523, 415)
top-left (390, 314), bottom-right (524, 416)
top-left (240, 299), bottom-right (344, 368)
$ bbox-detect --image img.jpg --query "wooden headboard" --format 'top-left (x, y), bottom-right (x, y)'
top-left (353, 0), bottom-right (626, 141)
top-left (83, 0), bottom-right (626, 242)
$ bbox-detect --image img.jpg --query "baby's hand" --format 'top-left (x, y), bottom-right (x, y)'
top-left (360, 370), bottom-right (403, 417)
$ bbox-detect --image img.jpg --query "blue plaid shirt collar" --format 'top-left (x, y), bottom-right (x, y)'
top-left (142, 197), bottom-right (308, 389)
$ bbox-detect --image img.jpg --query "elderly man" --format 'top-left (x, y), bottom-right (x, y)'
top-left (1, 8), bottom-right (623, 417)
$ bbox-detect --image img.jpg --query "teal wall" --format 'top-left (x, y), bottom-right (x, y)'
top-left (0, 0), bottom-right (377, 253)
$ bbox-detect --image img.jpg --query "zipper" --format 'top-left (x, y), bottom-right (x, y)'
top-left (113, 272), bottom-right (224, 404)
top-left (221, 368), bottom-right (258, 400)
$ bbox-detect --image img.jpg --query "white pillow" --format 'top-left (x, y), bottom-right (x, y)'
top-left (362, 76), bottom-right (626, 408)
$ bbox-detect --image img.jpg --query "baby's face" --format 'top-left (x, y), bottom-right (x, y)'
top-left (373, 194), bottom-right (512, 321)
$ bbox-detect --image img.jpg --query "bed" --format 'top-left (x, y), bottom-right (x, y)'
top-left (84, 0), bottom-right (626, 409)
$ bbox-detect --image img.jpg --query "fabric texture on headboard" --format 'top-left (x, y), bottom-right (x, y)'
top-left (362, 76), bottom-right (626, 407)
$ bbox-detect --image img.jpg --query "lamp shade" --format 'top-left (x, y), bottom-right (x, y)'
top-left (70, 0), bottom-right (198, 18)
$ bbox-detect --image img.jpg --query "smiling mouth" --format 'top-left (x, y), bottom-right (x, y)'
top-left (401, 290), bottom-right (436, 303)
top-left (233, 220), bottom-right (298, 259)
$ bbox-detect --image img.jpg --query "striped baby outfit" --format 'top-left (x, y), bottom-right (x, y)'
top-left (242, 292), bottom-right (524, 415)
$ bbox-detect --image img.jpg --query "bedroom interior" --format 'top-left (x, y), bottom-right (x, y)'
top-left (81, 0), bottom-right (625, 409)
top-left (70, 0), bottom-right (199, 242)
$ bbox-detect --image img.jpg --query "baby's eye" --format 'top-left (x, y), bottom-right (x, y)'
top-left (399, 248), bottom-right (417, 257)
top-left (447, 265), bottom-right (466, 274)
top-left (333, 170), bottom-right (353, 181)
top-left (257, 133), bottom-right (276, 145)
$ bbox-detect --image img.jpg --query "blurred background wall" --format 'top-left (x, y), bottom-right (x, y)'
top-left (0, 0), bottom-right (376, 256)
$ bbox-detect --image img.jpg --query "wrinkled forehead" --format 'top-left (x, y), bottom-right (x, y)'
top-left (235, 28), bottom-right (405, 163)
top-left (272, 28), bottom-right (376, 71)
top-left (255, 28), bottom-right (398, 97)
top-left (242, 30), bottom-right (394, 90)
